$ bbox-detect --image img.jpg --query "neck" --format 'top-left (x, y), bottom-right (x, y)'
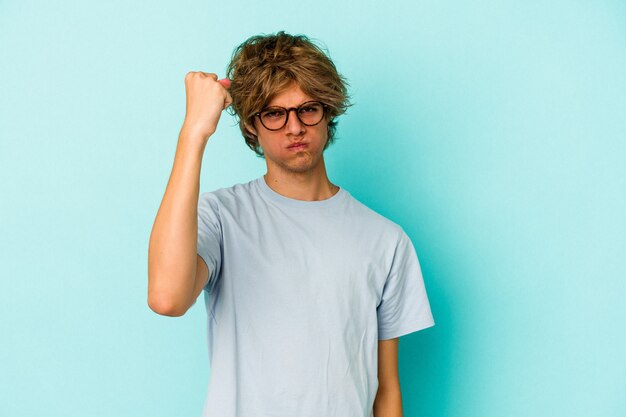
top-left (263, 162), bottom-right (339, 202)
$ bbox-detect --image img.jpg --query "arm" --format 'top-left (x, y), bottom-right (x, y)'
top-left (147, 72), bottom-right (231, 317)
top-left (147, 134), bottom-right (207, 316)
top-left (373, 338), bottom-right (403, 417)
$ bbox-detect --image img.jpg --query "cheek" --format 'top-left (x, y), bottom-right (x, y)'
top-left (317, 126), bottom-right (329, 144)
top-left (258, 134), bottom-right (281, 154)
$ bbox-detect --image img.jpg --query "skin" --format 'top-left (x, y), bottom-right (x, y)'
top-left (148, 72), bottom-right (232, 317)
top-left (374, 338), bottom-right (403, 417)
top-left (245, 82), bottom-right (340, 202)
top-left (148, 72), bottom-right (402, 416)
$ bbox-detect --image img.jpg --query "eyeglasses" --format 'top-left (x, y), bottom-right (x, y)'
top-left (253, 101), bottom-right (328, 131)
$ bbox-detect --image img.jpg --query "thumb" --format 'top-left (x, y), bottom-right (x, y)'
top-left (223, 91), bottom-right (233, 110)
top-left (218, 78), bottom-right (231, 89)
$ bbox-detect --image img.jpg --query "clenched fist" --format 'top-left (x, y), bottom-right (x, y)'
top-left (181, 71), bottom-right (233, 143)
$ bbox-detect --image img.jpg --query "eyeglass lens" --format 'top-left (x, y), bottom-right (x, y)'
top-left (259, 102), bottom-right (324, 130)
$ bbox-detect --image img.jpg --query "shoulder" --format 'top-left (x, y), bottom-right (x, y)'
top-left (199, 178), bottom-right (257, 207)
top-left (343, 191), bottom-right (406, 241)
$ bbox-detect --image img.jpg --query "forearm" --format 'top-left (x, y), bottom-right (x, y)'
top-left (373, 386), bottom-right (403, 417)
top-left (147, 130), bottom-right (207, 316)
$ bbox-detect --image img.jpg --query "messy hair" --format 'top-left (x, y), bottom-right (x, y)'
top-left (226, 31), bottom-right (351, 157)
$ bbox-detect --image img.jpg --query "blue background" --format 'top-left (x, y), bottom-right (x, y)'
top-left (1, 1), bottom-right (624, 416)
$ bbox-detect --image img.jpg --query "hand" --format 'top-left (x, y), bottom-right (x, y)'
top-left (180, 72), bottom-right (233, 143)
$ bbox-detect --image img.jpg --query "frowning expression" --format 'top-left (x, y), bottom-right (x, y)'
top-left (247, 83), bottom-right (329, 175)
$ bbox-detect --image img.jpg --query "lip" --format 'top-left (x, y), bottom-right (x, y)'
top-left (287, 142), bottom-right (308, 151)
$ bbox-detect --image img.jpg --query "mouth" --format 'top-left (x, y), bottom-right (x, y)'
top-left (287, 142), bottom-right (308, 151)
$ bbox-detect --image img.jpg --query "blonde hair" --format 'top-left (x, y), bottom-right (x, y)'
top-left (226, 31), bottom-right (351, 157)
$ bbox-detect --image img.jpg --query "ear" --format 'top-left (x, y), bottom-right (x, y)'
top-left (244, 120), bottom-right (258, 137)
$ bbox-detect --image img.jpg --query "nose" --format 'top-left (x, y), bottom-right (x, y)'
top-left (284, 109), bottom-right (305, 135)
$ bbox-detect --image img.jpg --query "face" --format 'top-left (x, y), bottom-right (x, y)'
top-left (246, 83), bottom-right (329, 176)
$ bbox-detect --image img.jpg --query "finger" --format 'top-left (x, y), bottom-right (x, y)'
top-left (223, 91), bottom-right (233, 110)
top-left (200, 72), bottom-right (218, 80)
top-left (218, 78), bottom-right (231, 89)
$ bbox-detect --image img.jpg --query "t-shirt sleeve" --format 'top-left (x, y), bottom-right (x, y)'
top-left (197, 193), bottom-right (223, 293)
top-left (377, 229), bottom-right (435, 340)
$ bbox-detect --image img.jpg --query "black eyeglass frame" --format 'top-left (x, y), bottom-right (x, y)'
top-left (252, 100), bottom-right (329, 131)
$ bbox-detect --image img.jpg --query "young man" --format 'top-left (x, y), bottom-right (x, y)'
top-left (148, 32), bottom-right (434, 417)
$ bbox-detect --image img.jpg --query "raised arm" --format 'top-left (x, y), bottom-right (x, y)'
top-left (147, 72), bottom-right (231, 317)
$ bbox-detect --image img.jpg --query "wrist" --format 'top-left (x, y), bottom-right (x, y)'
top-left (179, 126), bottom-right (213, 146)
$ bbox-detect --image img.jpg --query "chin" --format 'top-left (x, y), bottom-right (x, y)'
top-left (283, 161), bottom-right (315, 174)
top-left (277, 157), bottom-right (320, 174)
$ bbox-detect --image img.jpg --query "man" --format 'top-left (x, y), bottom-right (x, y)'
top-left (148, 31), bottom-right (434, 417)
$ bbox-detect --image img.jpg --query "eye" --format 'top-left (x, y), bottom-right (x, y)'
top-left (299, 103), bottom-right (322, 114)
top-left (262, 108), bottom-right (285, 119)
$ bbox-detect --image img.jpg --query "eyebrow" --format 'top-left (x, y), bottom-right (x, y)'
top-left (265, 100), bottom-right (316, 109)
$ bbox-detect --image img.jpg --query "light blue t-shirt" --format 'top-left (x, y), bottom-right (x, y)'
top-left (197, 175), bottom-right (434, 417)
